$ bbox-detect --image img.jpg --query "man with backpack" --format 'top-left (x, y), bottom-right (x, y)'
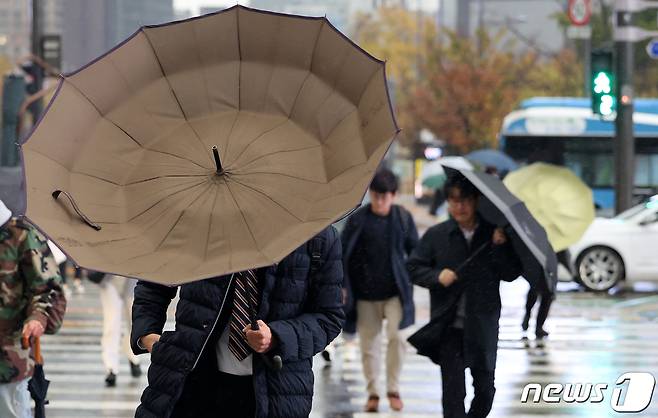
top-left (131, 227), bottom-right (344, 418)
top-left (341, 169), bottom-right (419, 413)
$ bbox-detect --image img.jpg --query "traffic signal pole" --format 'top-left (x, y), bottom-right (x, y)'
top-left (584, 37), bottom-right (591, 98)
top-left (30, 0), bottom-right (43, 119)
top-left (611, 0), bottom-right (658, 213)
top-left (615, 8), bottom-right (635, 213)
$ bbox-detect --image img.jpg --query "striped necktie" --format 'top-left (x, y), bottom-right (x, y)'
top-left (228, 270), bottom-right (259, 361)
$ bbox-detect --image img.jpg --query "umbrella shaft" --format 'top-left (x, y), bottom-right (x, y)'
top-left (455, 241), bottom-right (489, 275)
top-left (212, 146), bottom-right (223, 174)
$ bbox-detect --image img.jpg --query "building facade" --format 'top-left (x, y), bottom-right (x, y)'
top-left (0, 0), bottom-right (30, 64)
top-left (439, 0), bottom-right (566, 54)
top-left (250, 0), bottom-right (351, 33)
top-left (62, 0), bottom-right (173, 71)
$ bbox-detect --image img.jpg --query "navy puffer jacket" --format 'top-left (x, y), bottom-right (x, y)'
top-left (131, 227), bottom-right (344, 418)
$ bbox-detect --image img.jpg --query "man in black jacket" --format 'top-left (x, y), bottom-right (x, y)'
top-left (341, 169), bottom-right (419, 413)
top-left (407, 175), bottom-right (521, 418)
top-left (130, 227), bottom-right (344, 418)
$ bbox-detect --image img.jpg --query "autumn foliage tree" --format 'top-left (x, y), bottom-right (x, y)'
top-left (351, 7), bottom-right (436, 146)
top-left (352, 7), bottom-right (587, 153)
top-left (412, 30), bottom-right (541, 153)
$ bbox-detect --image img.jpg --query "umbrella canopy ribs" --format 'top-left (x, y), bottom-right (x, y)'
top-left (21, 6), bottom-right (398, 284)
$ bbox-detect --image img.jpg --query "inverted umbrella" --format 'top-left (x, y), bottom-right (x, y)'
top-left (444, 167), bottom-right (558, 294)
top-left (21, 6), bottom-right (398, 284)
top-left (503, 163), bottom-right (595, 252)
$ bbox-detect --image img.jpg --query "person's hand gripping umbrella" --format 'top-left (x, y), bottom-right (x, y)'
top-left (22, 336), bottom-right (49, 418)
top-left (245, 275), bottom-right (283, 371)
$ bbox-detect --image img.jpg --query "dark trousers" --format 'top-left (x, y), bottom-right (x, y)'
top-left (523, 289), bottom-right (552, 331)
top-left (523, 250), bottom-right (564, 333)
top-left (172, 369), bottom-right (255, 418)
top-left (438, 327), bottom-right (496, 418)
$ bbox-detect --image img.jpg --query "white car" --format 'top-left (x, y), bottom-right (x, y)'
top-left (570, 199), bottom-right (658, 291)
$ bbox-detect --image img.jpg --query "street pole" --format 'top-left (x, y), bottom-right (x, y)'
top-left (614, 5), bottom-right (635, 214)
top-left (584, 37), bottom-right (591, 98)
top-left (30, 0), bottom-right (44, 120)
top-left (456, 0), bottom-right (470, 38)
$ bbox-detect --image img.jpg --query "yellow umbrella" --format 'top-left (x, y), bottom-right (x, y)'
top-left (20, 6), bottom-right (398, 285)
top-left (503, 163), bottom-right (595, 252)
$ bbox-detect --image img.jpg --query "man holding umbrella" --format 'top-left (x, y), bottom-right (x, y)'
top-left (407, 174), bottom-right (522, 418)
top-left (131, 227), bottom-right (344, 418)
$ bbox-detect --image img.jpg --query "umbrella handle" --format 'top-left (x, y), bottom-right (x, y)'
top-left (52, 190), bottom-right (102, 231)
top-left (21, 336), bottom-right (43, 365)
top-left (243, 279), bottom-right (282, 371)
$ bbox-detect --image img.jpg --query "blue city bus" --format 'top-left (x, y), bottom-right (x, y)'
top-left (499, 97), bottom-right (658, 211)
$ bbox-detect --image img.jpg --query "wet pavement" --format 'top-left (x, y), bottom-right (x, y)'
top-left (37, 198), bottom-right (658, 417)
top-left (41, 276), bottom-right (658, 417)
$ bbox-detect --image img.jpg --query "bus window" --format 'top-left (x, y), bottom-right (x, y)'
top-left (635, 155), bottom-right (650, 187)
top-left (564, 151), bottom-right (613, 188)
top-left (651, 155), bottom-right (658, 186)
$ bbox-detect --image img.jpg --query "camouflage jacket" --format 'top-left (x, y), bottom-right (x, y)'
top-left (0, 218), bottom-right (66, 383)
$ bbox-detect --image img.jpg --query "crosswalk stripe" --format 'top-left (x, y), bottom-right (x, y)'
top-left (38, 279), bottom-right (658, 417)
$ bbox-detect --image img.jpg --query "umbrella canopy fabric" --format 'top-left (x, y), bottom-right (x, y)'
top-left (444, 167), bottom-right (558, 294)
top-left (421, 157), bottom-right (473, 189)
top-left (503, 163), bottom-right (595, 252)
top-left (465, 149), bottom-right (518, 172)
top-left (21, 6), bottom-right (398, 285)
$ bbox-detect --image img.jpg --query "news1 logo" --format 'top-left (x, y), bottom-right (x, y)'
top-left (521, 373), bottom-right (656, 413)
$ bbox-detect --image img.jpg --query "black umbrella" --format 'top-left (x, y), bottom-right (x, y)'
top-left (23, 336), bottom-right (49, 418)
top-left (408, 168), bottom-right (558, 361)
top-left (443, 166), bottom-right (558, 294)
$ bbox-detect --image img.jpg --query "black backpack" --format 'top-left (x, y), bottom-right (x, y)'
top-left (304, 234), bottom-right (326, 309)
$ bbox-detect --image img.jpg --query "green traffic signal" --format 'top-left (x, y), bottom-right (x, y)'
top-left (593, 72), bottom-right (612, 94)
top-left (591, 49), bottom-right (615, 117)
top-left (599, 94), bottom-right (615, 116)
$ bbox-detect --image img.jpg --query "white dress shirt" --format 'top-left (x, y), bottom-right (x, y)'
top-left (215, 325), bottom-right (253, 376)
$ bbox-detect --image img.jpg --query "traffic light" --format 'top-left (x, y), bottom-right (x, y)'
top-left (591, 49), bottom-right (615, 117)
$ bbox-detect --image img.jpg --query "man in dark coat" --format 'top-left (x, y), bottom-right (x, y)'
top-left (341, 169), bottom-right (419, 412)
top-left (406, 175), bottom-right (521, 418)
top-left (131, 227), bottom-right (344, 418)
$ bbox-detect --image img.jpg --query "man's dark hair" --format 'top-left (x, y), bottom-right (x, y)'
top-left (369, 169), bottom-right (399, 194)
top-left (444, 174), bottom-right (479, 199)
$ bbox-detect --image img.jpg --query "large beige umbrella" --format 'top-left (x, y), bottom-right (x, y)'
top-left (21, 6), bottom-right (398, 285)
top-left (503, 163), bottom-right (595, 252)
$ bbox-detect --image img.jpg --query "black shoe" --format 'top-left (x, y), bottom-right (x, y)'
top-left (536, 328), bottom-right (549, 339)
top-left (105, 371), bottom-right (116, 387)
top-left (130, 361), bottom-right (142, 378)
top-left (321, 350), bottom-right (331, 363)
top-left (521, 316), bottom-right (530, 332)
